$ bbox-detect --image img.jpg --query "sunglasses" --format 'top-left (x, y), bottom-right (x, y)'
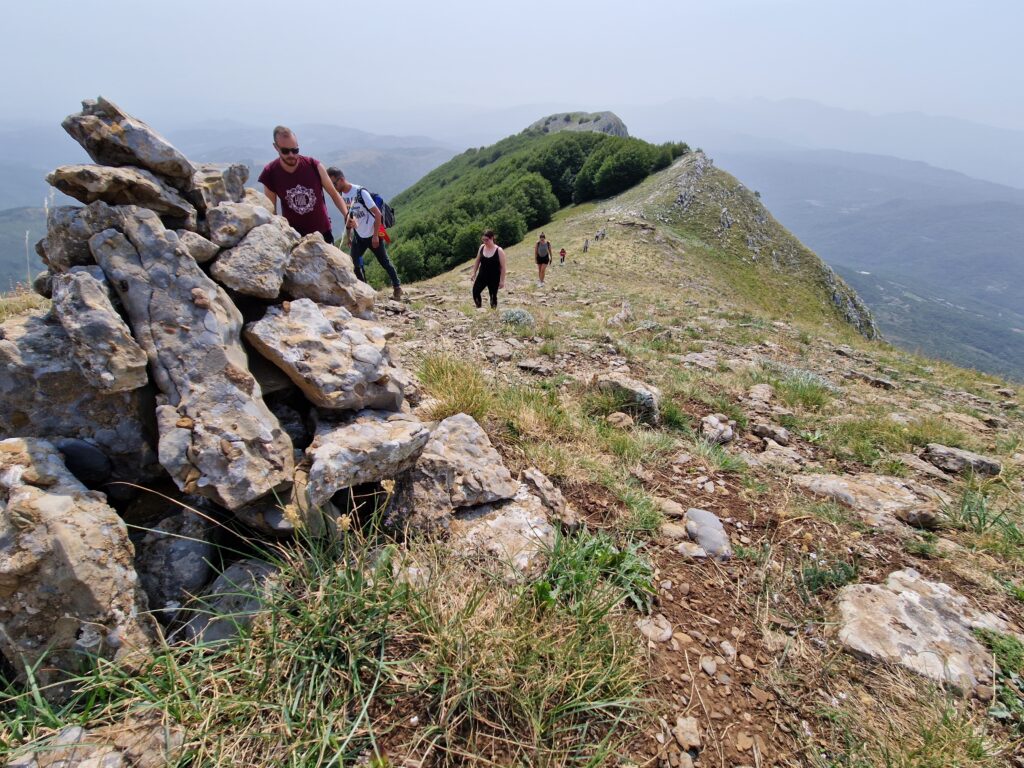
top-left (277, 146), bottom-right (300, 155)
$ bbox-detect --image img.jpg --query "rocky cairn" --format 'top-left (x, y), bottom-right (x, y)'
top-left (1, 97), bottom-right (564, 705)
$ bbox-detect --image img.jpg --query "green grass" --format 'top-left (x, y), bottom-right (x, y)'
top-left (418, 353), bottom-right (493, 423)
top-left (799, 558), bottom-right (858, 600)
top-left (0, 285), bottom-right (47, 323)
top-left (690, 437), bottom-right (747, 474)
top-left (615, 485), bottom-right (664, 537)
top-left (973, 629), bottom-right (1024, 728)
top-left (1, 531), bottom-right (649, 766)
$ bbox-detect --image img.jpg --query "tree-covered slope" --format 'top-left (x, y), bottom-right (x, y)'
top-left (388, 127), bottom-right (688, 280)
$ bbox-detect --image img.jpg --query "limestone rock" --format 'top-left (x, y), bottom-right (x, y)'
top-left (62, 97), bottom-right (193, 189)
top-left (402, 414), bottom-right (518, 530)
top-left (896, 452), bottom-right (954, 482)
top-left (90, 207), bottom-right (293, 509)
top-left (6, 725), bottom-right (123, 768)
top-left (637, 614), bottom-right (673, 643)
top-left (243, 186), bottom-right (276, 213)
top-left (188, 162), bottom-right (248, 212)
top-left (606, 300), bottom-right (634, 327)
top-left (175, 229), bottom-right (220, 264)
top-left (306, 410), bottom-right (430, 507)
top-left (847, 370), bottom-right (897, 389)
top-left (51, 269), bottom-right (149, 392)
top-left (210, 218), bottom-right (299, 298)
top-left (449, 484), bottom-right (555, 581)
top-left (744, 438), bottom-right (804, 472)
top-left (751, 422), bottom-right (790, 446)
top-left (521, 466), bottom-right (580, 531)
top-left (673, 715), bottom-right (702, 751)
top-left (593, 372), bottom-right (661, 425)
top-left (180, 558), bottom-right (279, 645)
top-left (48, 164), bottom-right (197, 221)
top-left (922, 443), bottom-right (1001, 476)
top-left (136, 511), bottom-right (216, 623)
top-left (837, 569), bottom-right (1020, 694)
top-left (206, 201), bottom-right (275, 248)
top-left (606, 411), bottom-right (634, 428)
top-left (794, 473), bottom-right (950, 530)
top-left (0, 438), bottom-right (155, 699)
top-left (283, 234), bottom-right (376, 314)
top-left (244, 299), bottom-right (403, 410)
top-left (36, 201), bottom-right (120, 272)
top-left (684, 507), bottom-right (732, 559)
top-left (700, 413), bottom-right (735, 444)
top-left (0, 309), bottom-right (158, 480)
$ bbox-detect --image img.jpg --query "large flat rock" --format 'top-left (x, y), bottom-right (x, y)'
top-left (207, 201), bottom-right (275, 248)
top-left (793, 473), bottom-right (950, 530)
top-left (48, 164), bottom-right (197, 222)
top-left (283, 234), bottom-right (376, 314)
top-left (245, 299), bottom-right (403, 411)
top-left (0, 438), bottom-right (156, 700)
top-left (51, 269), bottom-right (149, 392)
top-left (0, 309), bottom-right (158, 481)
top-left (593, 372), bottom-right (661, 425)
top-left (90, 206), bottom-right (293, 509)
top-left (306, 410), bottom-right (430, 507)
top-left (922, 443), bottom-right (1002, 476)
top-left (838, 569), bottom-right (1020, 694)
top-left (62, 96), bottom-right (194, 190)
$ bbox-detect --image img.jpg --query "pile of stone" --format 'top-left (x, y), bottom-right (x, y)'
top-left (0, 97), bottom-right (568, 703)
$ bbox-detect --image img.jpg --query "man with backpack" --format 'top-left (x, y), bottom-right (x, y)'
top-left (327, 167), bottom-right (402, 301)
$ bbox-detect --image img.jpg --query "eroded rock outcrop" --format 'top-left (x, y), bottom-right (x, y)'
top-left (209, 217), bottom-right (299, 298)
top-left (90, 208), bottom-right (293, 509)
top-left (794, 473), bottom-right (950, 530)
top-left (0, 438), bottom-right (155, 699)
top-left (593, 372), bottom-right (661, 426)
top-left (48, 164), bottom-right (196, 222)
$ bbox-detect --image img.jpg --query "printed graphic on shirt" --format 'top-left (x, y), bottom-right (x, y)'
top-left (285, 184), bottom-right (317, 215)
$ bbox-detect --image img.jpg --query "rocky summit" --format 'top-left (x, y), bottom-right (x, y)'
top-left (2, 98), bottom-right (1023, 768)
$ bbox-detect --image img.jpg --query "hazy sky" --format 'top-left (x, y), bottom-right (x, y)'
top-left (5, 0), bottom-right (1023, 131)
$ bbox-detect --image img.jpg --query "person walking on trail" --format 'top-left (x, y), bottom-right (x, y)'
top-left (559, 247), bottom-right (567, 264)
top-left (471, 229), bottom-right (506, 309)
top-left (534, 233), bottom-right (552, 286)
top-left (583, 238), bottom-right (589, 253)
top-left (258, 126), bottom-right (349, 241)
top-left (327, 167), bottom-right (403, 301)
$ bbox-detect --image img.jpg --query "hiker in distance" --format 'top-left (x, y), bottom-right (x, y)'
top-left (328, 167), bottom-right (403, 301)
top-left (583, 237), bottom-right (589, 253)
top-left (258, 126), bottom-right (349, 241)
top-left (534, 232), bottom-right (552, 286)
top-left (559, 247), bottom-right (567, 264)
top-left (471, 229), bottom-right (507, 309)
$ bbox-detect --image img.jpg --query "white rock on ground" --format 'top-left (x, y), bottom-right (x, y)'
top-left (449, 484), bottom-right (555, 581)
top-left (684, 507), bottom-right (732, 559)
top-left (244, 299), bottom-right (403, 411)
top-left (51, 269), bottom-right (149, 392)
top-left (90, 206), bottom-right (293, 509)
top-left (0, 438), bottom-right (155, 700)
top-left (837, 569), bottom-right (1022, 695)
top-left (306, 410), bottom-right (431, 507)
top-left (793, 473), bottom-right (950, 530)
top-left (593, 372), bottom-right (662, 425)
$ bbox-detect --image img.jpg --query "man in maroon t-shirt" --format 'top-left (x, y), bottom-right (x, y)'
top-left (258, 126), bottom-right (350, 242)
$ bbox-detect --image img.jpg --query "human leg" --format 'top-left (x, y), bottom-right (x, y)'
top-left (486, 270), bottom-right (500, 308)
top-left (349, 234), bottom-right (369, 282)
top-left (472, 272), bottom-right (487, 308)
top-left (368, 240), bottom-right (401, 289)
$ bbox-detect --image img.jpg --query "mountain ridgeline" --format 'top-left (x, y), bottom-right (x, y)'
top-left (388, 118), bottom-right (688, 280)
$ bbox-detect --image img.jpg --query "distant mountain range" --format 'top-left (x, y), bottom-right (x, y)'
top-left (716, 148), bottom-right (1024, 380)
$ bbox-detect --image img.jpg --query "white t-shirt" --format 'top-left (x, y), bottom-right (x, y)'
top-left (342, 186), bottom-right (379, 239)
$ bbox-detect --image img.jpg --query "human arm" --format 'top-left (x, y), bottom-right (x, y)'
top-left (471, 246), bottom-right (483, 280)
top-left (363, 189), bottom-right (383, 247)
top-left (498, 248), bottom-right (507, 288)
top-left (263, 186), bottom-right (278, 214)
top-left (318, 162), bottom-right (349, 219)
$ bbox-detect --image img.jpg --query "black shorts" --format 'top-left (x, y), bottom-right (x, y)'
top-left (536, 255), bottom-right (550, 265)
